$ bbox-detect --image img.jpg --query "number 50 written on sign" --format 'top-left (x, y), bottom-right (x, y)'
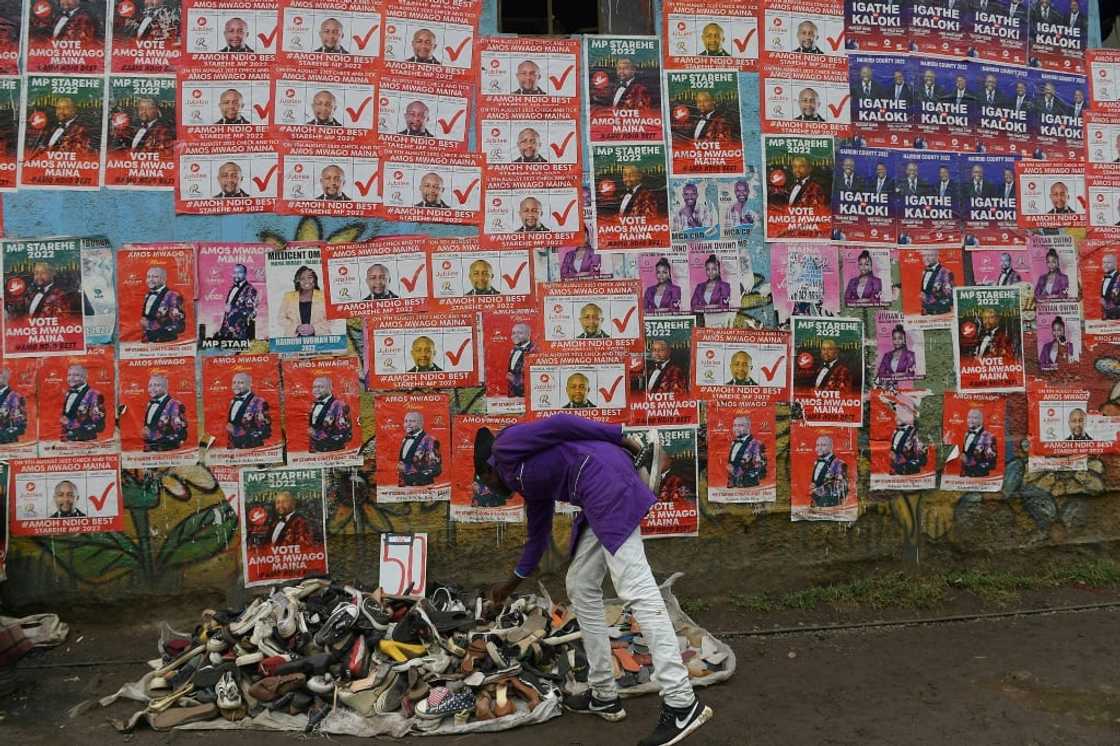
top-left (379, 533), bottom-right (427, 598)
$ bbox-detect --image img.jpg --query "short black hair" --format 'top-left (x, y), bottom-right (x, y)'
top-left (473, 427), bottom-right (495, 475)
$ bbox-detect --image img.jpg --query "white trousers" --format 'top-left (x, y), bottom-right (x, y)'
top-left (565, 526), bottom-right (694, 708)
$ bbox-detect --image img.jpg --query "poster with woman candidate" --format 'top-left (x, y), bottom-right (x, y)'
top-left (1034, 300), bottom-right (1081, 373)
top-left (0, 357), bottom-right (38, 459)
top-left (692, 327), bottom-right (789, 399)
top-left (111, 0), bottom-right (182, 73)
top-left (282, 354), bottom-right (362, 468)
top-left (201, 353), bottom-right (282, 466)
top-left (868, 387), bottom-right (937, 491)
top-left (638, 248), bottom-right (690, 314)
top-left (629, 314), bottom-right (696, 427)
top-left (119, 354), bottom-right (198, 468)
top-left (899, 247), bottom-right (964, 330)
top-left (844, 0), bottom-right (908, 53)
top-left (105, 75), bottom-right (177, 189)
top-left (37, 346), bottom-right (117, 457)
top-left (366, 312), bottom-right (479, 390)
top-left (792, 316), bottom-right (864, 426)
top-left (2, 238), bottom-right (85, 357)
top-left (481, 307), bottom-right (540, 415)
top-left (584, 35), bottom-right (665, 142)
top-left (789, 422), bottom-right (858, 522)
top-left (840, 247), bottom-right (892, 308)
top-left (276, 0), bottom-right (381, 68)
top-left (1028, 383), bottom-right (1120, 460)
top-left (952, 286), bottom-right (1025, 393)
top-left (375, 392), bottom-right (451, 503)
top-left (539, 279), bottom-right (643, 354)
top-left (1029, 237), bottom-right (1079, 300)
top-left (770, 243), bottom-right (841, 324)
top-left (18, 74), bottom-right (105, 189)
top-left (627, 425), bottom-right (699, 539)
top-left (117, 242), bottom-right (197, 359)
top-left (763, 134), bottom-right (833, 242)
top-left (197, 242), bottom-right (268, 352)
top-left (663, 0), bottom-right (759, 71)
top-left (706, 396), bottom-right (776, 504)
top-left (1028, 0), bottom-right (1086, 74)
top-left (240, 467), bottom-right (328, 588)
top-left (591, 143), bottom-right (670, 251)
top-left (265, 243), bottom-right (346, 354)
top-left (960, 154), bottom-right (1025, 250)
top-left (8, 454), bottom-right (123, 537)
top-left (831, 147), bottom-right (897, 245)
top-left (686, 243), bottom-right (739, 314)
top-left (667, 70), bottom-right (744, 176)
top-left (524, 351), bottom-right (629, 423)
top-left (941, 391), bottom-right (1005, 492)
top-left (451, 414), bottom-right (524, 523)
top-left (26, 0), bottom-right (109, 74)
top-left (873, 310), bottom-right (926, 385)
top-left (429, 238), bottom-right (534, 311)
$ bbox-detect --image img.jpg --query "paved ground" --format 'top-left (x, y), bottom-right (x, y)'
top-left (2, 596), bottom-right (1119, 745)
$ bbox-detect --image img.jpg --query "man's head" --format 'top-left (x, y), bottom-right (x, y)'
top-left (517, 128), bottom-right (540, 159)
top-left (1074, 89), bottom-right (1085, 104)
top-left (1004, 168), bottom-right (1015, 185)
top-left (519, 197), bottom-right (542, 228)
top-left (55, 97), bottom-right (75, 121)
top-left (232, 263), bottom-right (247, 284)
top-left (511, 322), bottom-right (531, 345)
top-left (274, 490), bottom-right (296, 516)
top-left (411, 28), bottom-right (436, 59)
top-left (32, 261), bottom-right (54, 287)
top-left (820, 338), bottom-right (839, 362)
top-left (403, 410), bottom-right (423, 434)
top-left (319, 165), bottom-right (345, 197)
top-left (842, 157), bottom-right (855, 176)
top-left (1069, 407), bottom-right (1086, 436)
top-left (147, 373), bottom-right (168, 399)
top-left (516, 60), bottom-right (540, 91)
top-left (1049, 181), bottom-right (1069, 210)
top-left (579, 303), bottom-right (603, 334)
top-left (312, 90), bottom-right (336, 121)
top-left (730, 350), bottom-right (752, 380)
top-left (318, 17), bottom-right (343, 49)
top-left (860, 65), bottom-right (873, 83)
top-left (469, 259), bottom-right (494, 291)
top-left (420, 172), bottom-right (443, 203)
top-left (971, 165), bottom-right (984, 181)
top-left (621, 164), bottom-right (642, 190)
top-left (798, 88), bottom-right (819, 117)
top-left (797, 20), bottom-right (818, 49)
top-left (66, 364), bottom-right (87, 388)
top-left (967, 408), bottom-right (983, 430)
top-left (984, 74), bottom-right (998, 91)
top-left (1000, 252), bottom-right (1013, 270)
top-left (53, 480), bottom-right (78, 512)
top-left (732, 415), bottom-right (751, 438)
top-left (695, 91), bottom-right (716, 115)
top-left (701, 22), bottom-right (724, 54)
top-left (366, 263), bottom-right (389, 294)
top-left (59, 0), bottom-right (79, 10)
top-left (938, 166), bottom-right (951, 182)
top-left (223, 17), bottom-right (247, 48)
top-left (411, 336), bottom-right (436, 368)
top-left (1016, 81), bottom-right (1027, 96)
top-left (615, 58), bottom-right (636, 82)
top-left (815, 435), bottom-right (833, 458)
top-left (922, 248), bottom-right (940, 266)
top-left (980, 307), bottom-right (999, 330)
top-left (650, 339), bottom-right (671, 363)
top-left (1105, 254), bottom-right (1117, 274)
top-left (791, 156), bottom-right (810, 180)
top-left (218, 161), bottom-right (242, 194)
top-left (955, 75), bottom-right (967, 91)
top-left (311, 376), bottom-right (332, 400)
top-left (923, 70), bottom-right (936, 87)
top-left (231, 372), bottom-right (252, 396)
top-left (146, 265), bottom-right (167, 290)
top-left (875, 163), bottom-right (888, 179)
top-left (681, 183), bottom-right (698, 207)
top-left (566, 373), bottom-right (589, 404)
top-left (894, 71), bottom-right (906, 85)
top-left (404, 100), bottom-right (429, 131)
top-left (136, 97), bottom-right (159, 123)
top-left (1043, 82), bottom-right (1056, 98)
top-left (906, 162), bottom-right (920, 179)
top-left (734, 178), bottom-right (748, 200)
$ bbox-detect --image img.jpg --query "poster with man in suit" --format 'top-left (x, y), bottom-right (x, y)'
top-left (667, 70), bottom-right (743, 176)
top-left (19, 75), bottom-right (104, 189)
top-left (763, 134), bottom-right (833, 241)
top-left (952, 286), bottom-right (1025, 394)
top-left (202, 354), bottom-right (282, 466)
top-left (0, 358), bottom-right (39, 459)
top-left (481, 308), bottom-right (539, 415)
top-left (869, 388), bottom-right (937, 491)
top-left (37, 347), bottom-right (116, 457)
top-left (942, 392), bottom-right (1004, 492)
top-left (110, 0), bottom-right (181, 73)
top-left (450, 414), bottom-right (525, 523)
top-left (240, 467), bottom-right (328, 587)
top-left (591, 142), bottom-right (670, 250)
top-left (2, 239), bottom-right (85, 357)
top-left (375, 392), bottom-right (452, 503)
top-left (8, 454), bottom-right (123, 537)
top-left (26, 0), bottom-right (107, 73)
top-left (117, 242), bottom-right (196, 358)
top-left (630, 315), bottom-right (695, 427)
top-left (792, 316), bottom-right (864, 426)
top-left (105, 76), bottom-right (176, 189)
top-left (282, 355), bottom-right (362, 468)
top-left (790, 423), bottom-right (857, 522)
top-left (119, 354), bottom-right (198, 468)
top-left (585, 35), bottom-right (665, 142)
top-left (706, 398), bottom-right (776, 504)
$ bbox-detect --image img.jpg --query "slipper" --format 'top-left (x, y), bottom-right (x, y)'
top-left (492, 681), bottom-right (514, 718)
top-left (149, 702), bottom-right (219, 731)
top-left (247, 673), bottom-right (305, 702)
top-left (378, 639), bottom-right (426, 662)
top-left (505, 675), bottom-right (542, 712)
top-left (613, 647), bottom-right (641, 673)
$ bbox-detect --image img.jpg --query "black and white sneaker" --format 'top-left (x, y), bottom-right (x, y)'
top-left (563, 689), bottom-right (627, 722)
top-left (637, 699), bottom-right (713, 746)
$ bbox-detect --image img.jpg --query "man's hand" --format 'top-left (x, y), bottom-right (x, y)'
top-left (621, 435), bottom-right (643, 458)
top-left (487, 575), bottom-right (522, 608)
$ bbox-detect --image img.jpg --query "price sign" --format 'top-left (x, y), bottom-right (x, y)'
top-left (379, 532), bottom-right (428, 598)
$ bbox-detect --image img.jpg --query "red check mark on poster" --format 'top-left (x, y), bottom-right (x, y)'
top-left (346, 96), bottom-right (373, 122)
top-left (352, 24), bottom-right (379, 50)
top-left (445, 338), bottom-right (471, 366)
top-left (502, 261), bottom-right (528, 289)
top-left (550, 131), bottom-right (575, 158)
top-left (253, 98), bottom-right (274, 120)
top-left (611, 307), bottom-right (637, 333)
top-left (828, 95), bottom-right (850, 119)
top-left (437, 109), bottom-right (465, 134)
top-left (598, 375), bottom-right (624, 402)
top-left (354, 168), bottom-right (380, 197)
top-left (1077, 195), bottom-right (1088, 210)
top-left (826, 32), bottom-right (845, 51)
top-left (761, 355), bottom-right (785, 382)
top-left (88, 481), bottom-right (116, 512)
top-left (444, 37), bottom-right (470, 63)
top-left (549, 64), bottom-right (575, 91)
top-left (453, 178), bottom-right (480, 204)
top-left (252, 164), bottom-right (278, 191)
top-left (551, 198), bottom-right (577, 225)
top-left (733, 29), bottom-right (756, 53)
top-left (257, 27), bottom-right (278, 47)
top-left (399, 264), bottom-right (425, 292)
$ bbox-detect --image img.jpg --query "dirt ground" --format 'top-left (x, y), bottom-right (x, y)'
top-left (2, 590), bottom-right (1119, 745)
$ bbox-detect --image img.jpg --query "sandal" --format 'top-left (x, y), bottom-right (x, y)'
top-left (492, 681), bottom-right (514, 717)
top-left (460, 637), bottom-right (489, 674)
top-left (505, 675), bottom-right (542, 712)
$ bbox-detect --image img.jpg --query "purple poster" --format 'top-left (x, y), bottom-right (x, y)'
top-left (1028, 0), bottom-right (1087, 74)
top-left (1030, 69), bottom-right (1088, 161)
top-left (969, 248), bottom-right (1034, 287)
top-left (975, 62), bottom-right (1032, 156)
top-left (638, 248), bottom-right (690, 314)
top-left (911, 57), bottom-right (976, 152)
top-left (896, 150), bottom-right (963, 247)
top-left (960, 153), bottom-right (1026, 250)
top-left (968, 0), bottom-right (1028, 66)
top-left (831, 146), bottom-right (897, 245)
top-left (197, 243), bottom-right (269, 353)
top-left (841, 247), bottom-right (893, 308)
top-left (845, 0), bottom-right (909, 54)
top-left (874, 309), bottom-right (926, 385)
top-left (849, 54), bottom-right (913, 148)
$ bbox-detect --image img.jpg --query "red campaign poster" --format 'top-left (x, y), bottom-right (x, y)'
top-left (181, 0), bottom-right (278, 64)
top-left (898, 247), bottom-right (964, 330)
top-left (277, 141), bottom-right (380, 217)
top-left (1028, 383), bottom-right (1120, 460)
top-left (1015, 160), bottom-right (1087, 229)
top-left (1087, 163), bottom-right (1120, 237)
top-left (0, 357), bottom-right (40, 459)
top-left (480, 171), bottom-right (581, 250)
top-left (791, 316), bottom-right (865, 427)
top-left (450, 414), bottom-right (524, 523)
top-left (1088, 50), bottom-right (1120, 112)
top-left (378, 73), bottom-right (471, 154)
top-left (761, 0), bottom-right (847, 62)
top-left (119, 354), bottom-right (199, 468)
top-left (524, 351), bottom-right (629, 423)
top-left (276, 0), bottom-right (381, 67)
top-left (868, 387), bottom-right (937, 491)
top-left (706, 395), bottom-right (777, 504)
top-left (37, 346), bottom-right (117, 457)
top-left (479, 108), bottom-right (581, 178)
top-left (105, 75), bottom-right (177, 190)
top-left (282, 354), bottom-right (363, 467)
top-left (321, 237), bottom-right (429, 318)
top-left (379, 148), bottom-right (483, 225)
top-left (590, 143), bottom-right (671, 250)
top-left (631, 425), bottom-right (699, 539)
top-left (585, 35), bottom-right (666, 142)
top-left (25, 0), bottom-right (110, 74)
top-left (380, 0), bottom-right (480, 83)
top-left (478, 37), bottom-right (579, 107)
top-left (760, 57), bottom-right (851, 137)
top-left (8, 454), bottom-right (123, 537)
top-left (789, 422), bottom-right (858, 522)
top-left (177, 64), bottom-right (271, 142)
top-left (1079, 246), bottom-right (1120, 338)
top-left (201, 353), bottom-right (283, 466)
top-left (2, 238), bottom-right (86, 357)
top-left (1086, 112), bottom-right (1120, 167)
top-left (0, 4), bottom-right (20, 75)
top-left (366, 312), bottom-right (479, 390)
top-left (110, 0), bottom-right (183, 73)
top-left (941, 391), bottom-right (1004, 492)
top-left (273, 66), bottom-right (378, 144)
top-left (628, 314), bottom-right (698, 427)
top-left (176, 141), bottom-right (279, 214)
top-left (117, 242), bottom-right (197, 358)
top-left (18, 74), bottom-right (105, 190)
top-left (0, 77), bottom-right (19, 191)
top-left (374, 392), bottom-right (451, 503)
top-left (691, 327), bottom-right (790, 400)
top-left (240, 467), bottom-right (328, 588)
top-left (539, 280), bottom-right (643, 354)
top-left (663, 0), bottom-right (760, 71)
top-left (429, 237), bottom-right (534, 311)
top-left (481, 307), bottom-right (541, 415)
top-left (666, 70), bottom-right (746, 176)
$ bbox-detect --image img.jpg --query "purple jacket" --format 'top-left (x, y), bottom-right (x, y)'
top-left (643, 282), bottom-right (682, 312)
top-left (876, 348), bottom-right (916, 380)
top-left (844, 274), bottom-right (882, 305)
top-left (560, 249), bottom-right (600, 279)
top-left (491, 414), bottom-right (655, 577)
top-left (1033, 271), bottom-right (1069, 300)
top-left (690, 279), bottom-right (731, 310)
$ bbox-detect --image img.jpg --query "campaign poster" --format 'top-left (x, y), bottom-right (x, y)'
top-left (591, 143), bottom-right (670, 251)
top-left (478, 36), bottom-right (580, 107)
top-left (380, 0), bottom-right (479, 82)
top-left (762, 0), bottom-right (845, 61)
top-left (1080, 248), bottom-right (1120, 337)
top-left (669, 177), bottom-right (721, 241)
top-left (706, 396), bottom-right (777, 503)
top-left (2, 238), bottom-right (85, 357)
top-left (970, 248), bottom-right (1033, 293)
top-left (105, 75), bottom-right (176, 189)
top-left (80, 237), bottom-right (116, 346)
top-left (8, 455), bottom-right (122, 536)
top-left (763, 135), bottom-right (833, 241)
top-left (969, 0), bottom-right (1028, 65)
top-left (240, 467), bottom-right (328, 588)
top-left (1015, 160), bottom-right (1086, 229)
top-left (761, 57), bottom-right (851, 138)
top-left (37, 346), bottom-right (117, 457)
top-left (265, 243), bottom-right (346, 354)
top-left (374, 392), bottom-right (451, 503)
top-left (201, 353), bottom-right (282, 466)
top-left (1029, 69), bottom-right (1088, 161)
top-left (910, 57), bottom-right (976, 152)
top-left (119, 354), bottom-right (198, 468)
top-left (1087, 164), bottom-right (1120, 236)
top-left (282, 354), bottom-right (362, 468)
top-left (538, 279), bottom-right (643, 354)
top-left (663, 0), bottom-right (759, 71)
top-left (276, 0), bottom-right (381, 66)
top-left (848, 54), bottom-right (914, 148)
top-left (1028, 0), bottom-right (1085, 74)
top-left (1028, 236), bottom-right (1079, 301)
top-left (789, 422), bottom-right (858, 522)
top-left (366, 313), bottom-right (479, 390)
top-left (481, 307), bottom-right (540, 415)
top-left (791, 316), bottom-right (864, 426)
top-left (960, 153), bottom-right (1025, 249)
top-left (380, 73), bottom-right (470, 153)
top-left (111, 0), bottom-right (182, 73)
top-left (272, 67), bottom-right (379, 142)
top-left (952, 286), bottom-right (1025, 393)
top-left (181, 0), bottom-right (278, 64)
top-left (974, 62), bottom-right (1032, 155)
top-left (666, 70), bottom-right (743, 176)
top-left (840, 247), bottom-right (892, 308)
top-left (584, 35), bottom-right (665, 142)
top-left (197, 242), bottom-right (267, 352)
top-left (908, 0), bottom-right (968, 58)
top-left (691, 327), bottom-right (790, 399)
top-left (175, 142), bottom-right (279, 214)
top-left (277, 141), bottom-right (381, 217)
top-left (18, 74), bottom-right (104, 189)
top-left (380, 149), bottom-right (483, 225)
top-left (632, 425), bottom-right (699, 539)
top-left (429, 238), bottom-right (534, 311)
top-left (479, 109), bottom-right (581, 176)
top-left (524, 351), bottom-right (629, 423)
top-left (0, 1), bottom-right (20, 75)
top-left (896, 150), bottom-right (963, 247)
top-left (685, 242), bottom-right (739, 314)
top-left (941, 391), bottom-right (1005, 492)
top-left (899, 248), bottom-right (962, 329)
top-left (771, 242), bottom-right (841, 323)
top-left (873, 310), bottom-right (926, 385)
top-left (557, 245), bottom-right (615, 281)
top-left (25, 0), bottom-right (109, 74)
top-left (831, 147), bottom-right (897, 244)
top-left (629, 314), bottom-right (697, 427)
top-left (1034, 299), bottom-right (1081, 373)
top-left (450, 414), bottom-right (524, 523)
top-left (868, 388), bottom-right (937, 491)
top-left (319, 238), bottom-right (427, 319)
top-left (844, 0), bottom-right (907, 53)
top-left (1088, 49), bottom-right (1120, 111)
top-left (1029, 384), bottom-right (1120, 459)
top-left (117, 242), bottom-right (196, 358)
top-left (638, 248), bottom-right (690, 314)
top-left (719, 169), bottom-right (763, 241)
top-left (0, 77), bottom-right (19, 190)
top-left (0, 357), bottom-right (39, 459)
top-left (481, 172), bottom-right (582, 250)
top-left (176, 66), bottom-right (271, 141)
